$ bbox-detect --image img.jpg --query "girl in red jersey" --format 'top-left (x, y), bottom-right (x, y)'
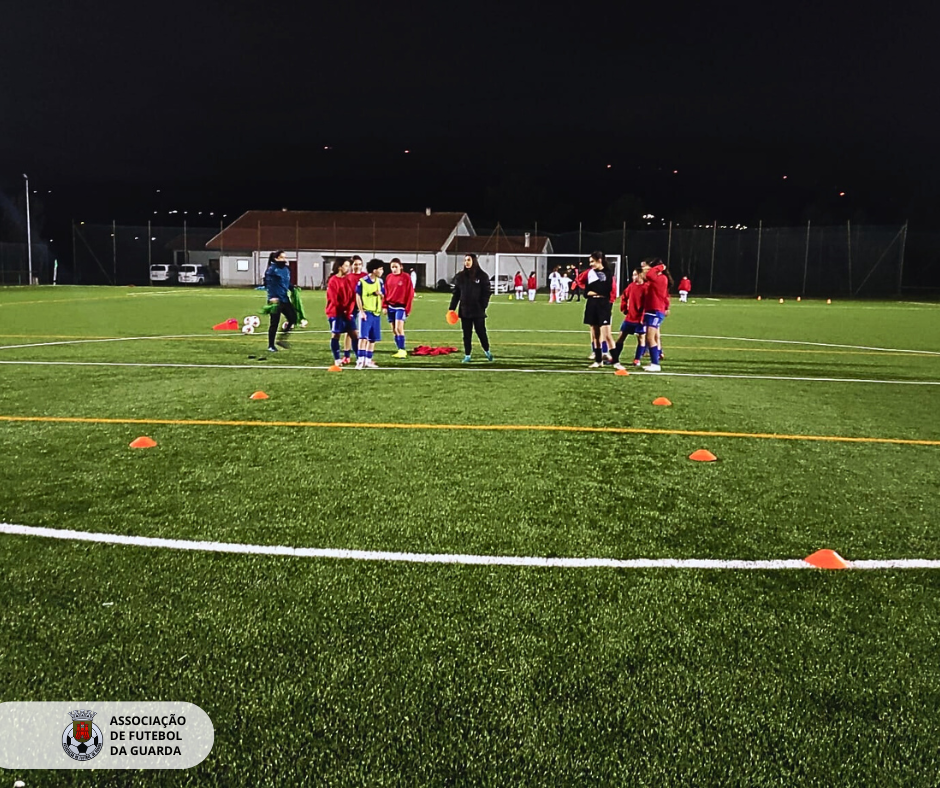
top-left (343, 256), bottom-right (365, 361)
top-left (640, 258), bottom-right (670, 371)
top-left (678, 275), bottom-right (691, 302)
top-left (384, 258), bottom-right (415, 357)
top-left (610, 269), bottom-right (648, 370)
top-left (513, 271), bottom-right (524, 300)
top-left (527, 271), bottom-right (537, 301)
top-left (325, 259), bottom-right (358, 365)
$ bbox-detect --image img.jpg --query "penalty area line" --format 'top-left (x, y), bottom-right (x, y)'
top-left (2, 522), bottom-right (939, 570)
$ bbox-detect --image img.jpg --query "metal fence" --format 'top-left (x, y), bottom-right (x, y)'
top-left (3, 220), bottom-right (935, 299)
top-left (531, 223), bottom-right (909, 298)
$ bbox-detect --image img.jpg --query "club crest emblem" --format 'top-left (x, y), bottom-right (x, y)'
top-left (62, 710), bottom-right (103, 761)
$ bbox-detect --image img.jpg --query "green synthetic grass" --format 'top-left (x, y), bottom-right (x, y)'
top-left (1, 285), bottom-right (939, 786)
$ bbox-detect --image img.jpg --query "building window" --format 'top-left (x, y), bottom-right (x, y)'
top-left (236, 258), bottom-right (250, 272)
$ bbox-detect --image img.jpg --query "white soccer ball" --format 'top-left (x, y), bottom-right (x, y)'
top-left (242, 324), bottom-right (255, 335)
top-left (243, 316), bottom-right (253, 326)
top-left (249, 316), bottom-right (261, 327)
top-left (282, 321), bottom-right (290, 330)
top-left (300, 319), bottom-right (308, 328)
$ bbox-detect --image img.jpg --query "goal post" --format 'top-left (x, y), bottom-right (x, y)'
top-left (494, 253), bottom-right (623, 296)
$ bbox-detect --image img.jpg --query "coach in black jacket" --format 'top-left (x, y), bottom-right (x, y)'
top-left (449, 254), bottom-right (494, 362)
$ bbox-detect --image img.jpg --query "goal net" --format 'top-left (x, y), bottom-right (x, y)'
top-left (494, 253), bottom-right (623, 297)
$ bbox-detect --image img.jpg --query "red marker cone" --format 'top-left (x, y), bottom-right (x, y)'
top-left (129, 436), bottom-right (157, 448)
top-left (804, 549), bottom-right (849, 570)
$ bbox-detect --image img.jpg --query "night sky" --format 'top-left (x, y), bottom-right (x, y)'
top-left (3, 0), bottom-right (939, 234)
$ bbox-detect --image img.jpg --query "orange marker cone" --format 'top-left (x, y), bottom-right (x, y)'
top-left (688, 449), bottom-right (717, 462)
top-left (652, 397), bottom-right (672, 406)
top-left (614, 368), bottom-right (629, 376)
top-left (129, 436), bottom-right (157, 449)
top-left (804, 549), bottom-right (849, 570)
top-left (249, 391), bottom-right (269, 400)
top-left (213, 318), bottom-right (239, 331)
top-left (328, 364), bottom-right (342, 372)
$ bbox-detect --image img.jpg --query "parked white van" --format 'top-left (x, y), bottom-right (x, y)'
top-left (178, 264), bottom-right (217, 285)
top-left (149, 264), bottom-right (179, 284)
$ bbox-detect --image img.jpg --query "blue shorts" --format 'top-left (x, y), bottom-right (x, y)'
top-left (620, 320), bottom-right (646, 336)
top-left (358, 312), bottom-right (382, 343)
top-left (328, 316), bottom-right (352, 335)
top-left (387, 307), bottom-right (407, 324)
top-left (643, 311), bottom-right (666, 329)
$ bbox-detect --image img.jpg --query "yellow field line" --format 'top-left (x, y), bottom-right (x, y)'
top-left (0, 414), bottom-right (937, 447)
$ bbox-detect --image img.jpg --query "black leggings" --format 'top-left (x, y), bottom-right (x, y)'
top-left (268, 300), bottom-right (297, 346)
top-left (461, 316), bottom-right (489, 355)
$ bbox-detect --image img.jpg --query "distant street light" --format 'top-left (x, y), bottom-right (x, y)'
top-left (22, 174), bottom-right (33, 285)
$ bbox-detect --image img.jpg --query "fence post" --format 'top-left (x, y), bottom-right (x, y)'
top-left (847, 220), bottom-right (852, 295)
top-left (72, 220), bottom-right (78, 285)
top-left (709, 221), bottom-right (717, 294)
top-left (184, 220), bottom-right (188, 267)
top-left (898, 221), bottom-right (908, 297)
top-left (802, 220), bottom-right (811, 296)
top-left (754, 220), bottom-right (762, 296)
top-left (147, 220), bottom-right (152, 271)
top-left (112, 220), bottom-right (117, 284)
top-left (578, 221), bottom-right (582, 255)
top-left (667, 221), bottom-right (673, 268)
top-left (256, 220), bottom-right (261, 284)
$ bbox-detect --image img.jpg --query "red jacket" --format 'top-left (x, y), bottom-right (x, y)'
top-left (325, 274), bottom-right (355, 318)
top-left (620, 281), bottom-right (647, 323)
top-left (527, 275), bottom-right (536, 289)
top-left (514, 273), bottom-right (523, 288)
top-left (609, 275), bottom-right (618, 304)
top-left (645, 265), bottom-right (669, 312)
top-left (678, 277), bottom-right (691, 292)
top-left (383, 272), bottom-right (415, 314)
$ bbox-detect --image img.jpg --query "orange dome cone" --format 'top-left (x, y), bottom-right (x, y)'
top-left (249, 391), bottom-right (269, 400)
top-left (688, 449), bottom-right (717, 462)
top-left (129, 436), bottom-right (157, 448)
top-left (652, 397), bottom-right (672, 406)
top-left (328, 364), bottom-right (342, 372)
top-left (804, 549), bottom-right (849, 570)
top-left (614, 368), bottom-right (629, 376)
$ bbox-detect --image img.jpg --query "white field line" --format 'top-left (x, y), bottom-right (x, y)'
top-left (1, 357), bottom-right (938, 389)
top-left (0, 358), bottom-right (938, 387)
top-left (2, 522), bottom-right (937, 569)
top-left (2, 329), bottom-right (940, 357)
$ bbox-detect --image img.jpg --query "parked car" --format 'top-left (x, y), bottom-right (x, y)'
top-left (490, 274), bottom-right (510, 294)
top-left (178, 264), bottom-right (218, 285)
top-left (149, 264), bottom-right (179, 285)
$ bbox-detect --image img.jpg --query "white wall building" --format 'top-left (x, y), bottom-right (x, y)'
top-left (207, 210), bottom-right (475, 288)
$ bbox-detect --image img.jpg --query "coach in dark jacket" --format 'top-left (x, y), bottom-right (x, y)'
top-left (449, 254), bottom-right (493, 362)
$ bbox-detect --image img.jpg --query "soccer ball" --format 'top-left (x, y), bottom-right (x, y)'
top-left (300, 319), bottom-right (308, 328)
top-left (243, 316), bottom-right (253, 326)
top-left (249, 316), bottom-right (261, 327)
top-left (242, 324), bottom-right (255, 335)
top-left (62, 726), bottom-right (103, 761)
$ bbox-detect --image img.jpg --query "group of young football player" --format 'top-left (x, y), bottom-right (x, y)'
top-left (263, 248), bottom-right (691, 371)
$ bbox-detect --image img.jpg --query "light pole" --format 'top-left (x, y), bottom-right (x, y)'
top-left (22, 174), bottom-right (33, 285)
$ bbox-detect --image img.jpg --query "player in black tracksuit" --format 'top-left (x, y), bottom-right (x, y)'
top-left (583, 251), bottom-right (614, 367)
top-left (449, 254), bottom-right (493, 362)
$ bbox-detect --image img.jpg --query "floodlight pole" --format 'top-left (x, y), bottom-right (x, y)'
top-left (23, 174), bottom-right (33, 284)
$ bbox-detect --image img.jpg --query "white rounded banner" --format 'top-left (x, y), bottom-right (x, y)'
top-left (0, 702), bottom-right (213, 770)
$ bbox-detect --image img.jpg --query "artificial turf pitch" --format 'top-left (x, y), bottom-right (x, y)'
top-left (1, 286), bottom-right (939, 785)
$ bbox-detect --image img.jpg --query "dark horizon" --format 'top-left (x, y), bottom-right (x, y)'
top-left (3, 0), bottom-right (940, 242)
